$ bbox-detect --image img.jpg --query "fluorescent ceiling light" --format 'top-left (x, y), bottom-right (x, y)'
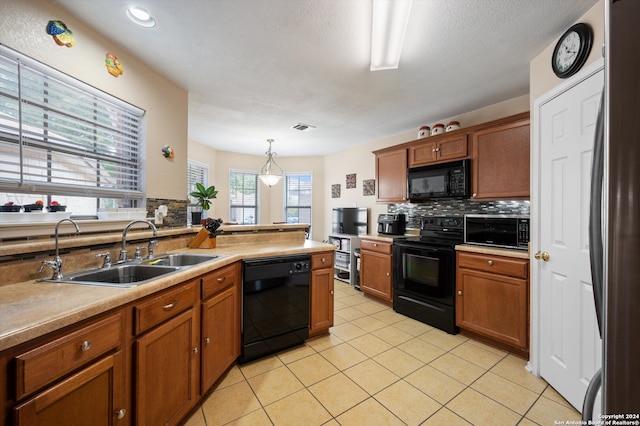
top-left (370, 0), bottom-right (413, 71)
top-left (126, 6), bottom-right (156, 28)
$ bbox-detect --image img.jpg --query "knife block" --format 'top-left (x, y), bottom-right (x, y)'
top-left (188, 228), bottom-right (217, 248)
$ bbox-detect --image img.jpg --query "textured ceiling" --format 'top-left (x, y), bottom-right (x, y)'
top-left (55, 0), bottom-right (598, 157)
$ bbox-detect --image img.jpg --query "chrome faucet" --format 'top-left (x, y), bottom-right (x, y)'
top-left (39, 218), bottom-right (81, 280)
top-left (120, 220), bottom-right (158, 262)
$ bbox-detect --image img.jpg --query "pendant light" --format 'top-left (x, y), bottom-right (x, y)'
top-left (259, 139), bottom-right (283, 186)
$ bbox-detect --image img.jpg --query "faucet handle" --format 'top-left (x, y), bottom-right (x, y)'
top-left (147, 239), bottom-right (158, 259)
top-left (134, 246), bottom-right (146, 260)
top-left (96, 252), bottom-right (112, 268)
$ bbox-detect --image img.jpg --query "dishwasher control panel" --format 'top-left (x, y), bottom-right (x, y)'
top-left (289, 261), bottom-right (310, 274)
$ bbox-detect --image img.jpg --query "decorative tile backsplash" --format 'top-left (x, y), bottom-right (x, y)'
top-left (147, 198), bottom-right (188, 227)
top-left (388, 199), bottom-right (530, 228)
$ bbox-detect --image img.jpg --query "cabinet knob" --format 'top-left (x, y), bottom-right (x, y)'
top-left (386, 272), bottom-right (390, 277)
top-left (216, 276), bottom-right (226, 283)
top-left (116, 409), bottom-right (126, 420)
top-left (458, 290), bottom-right (462, 296)
top-left (321, 257), bottom-right (326, 263)
top-left (80, 340), bottom-right (91, 352)
top-left (487, 260), bottom-right (493, 266)
top-left (193, 347), bottom-right (199, 354)
top-left (162, 300), bottom-right (178, 310)
top-left (472, 193), bottom-right (477, 197)
top-left (330, 290), bottom-right (334, 295)
top-left (205, 337), bottom-right (211, 344)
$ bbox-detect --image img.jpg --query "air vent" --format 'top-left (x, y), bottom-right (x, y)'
top-left (291, 123), bottom-right (316, 132)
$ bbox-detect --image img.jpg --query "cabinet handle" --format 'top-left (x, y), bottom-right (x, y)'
top-left (487, 260), bottom-right (493, 266)
top-left (205, 337), bottom-right (211, 344)
top-left (216, 276), bottom-right (226, 283)
top-left (321, 257), bottom-right (326, 263)
top-left (330, 290), bottom-right (334, 295)
top-left (472, 193), bottom-right (477, 198)
top-left (458, 290), bottom-right (462, 296)
top-left (435, 147), bottom-right (440, 152)
top-left (116, 409), bottom-right (126, 420)
top-left (374, 243), bottom-right (378, 247)
top-left (80, 340), bottom-right (91, 352)
top-left (386, 272), bottom-right (390, 277)
top-left (162, 300), bottom-right (178, 310)
top-left (193, 347), bottom-right (199, 354)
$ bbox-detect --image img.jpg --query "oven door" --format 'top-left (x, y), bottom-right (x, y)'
top-left (392, 241), bottom-right (455, 305)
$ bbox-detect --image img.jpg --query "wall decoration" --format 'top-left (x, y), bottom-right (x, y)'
top-left (331, 184), bottom-right (341, 198)
top-left (161, 145), bottom-right (174, 159)
top-left (363, 179), bottom-right (375, 196)
top-left (346, 173), bottom-right (356, 189)
top-left (46, 20), bottom-right (75, 47)
top-left (105, 53), bottom-right (123, 77)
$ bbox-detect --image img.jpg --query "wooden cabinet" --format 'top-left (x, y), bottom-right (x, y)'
top-left (472, 114), bottom-right (530, 199)
top-left (309, 251), bottom-right (335, 336)
top-left (408, 133), bottom-right (468, 167)
top-left (12, 311), bottom-right (126, 425)
top-left (360, 239), bottom-right (393, 303)
top-left (374, 148), bottom-right (407, 202)
top-left (200, 263), bottom-right (240, 391)
top-left (133, 280), bottom-right (199, 426)
top-left (456, 251), bottom-right (529, 355)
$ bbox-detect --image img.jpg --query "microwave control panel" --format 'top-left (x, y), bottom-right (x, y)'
top-left (449, 168), bottom-right (467, 196)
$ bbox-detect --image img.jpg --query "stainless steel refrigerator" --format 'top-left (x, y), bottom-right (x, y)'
top-left (586, 0), bottom-right (640, 416)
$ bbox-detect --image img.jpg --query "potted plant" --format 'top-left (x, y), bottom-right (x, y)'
top-left (0, 202), bottom-right (21, 212)
top-left (189, 183), bottom-right (218, 225)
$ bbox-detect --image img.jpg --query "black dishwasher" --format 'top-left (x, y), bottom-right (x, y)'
top-left (240, 255), bottom-right (310, 363)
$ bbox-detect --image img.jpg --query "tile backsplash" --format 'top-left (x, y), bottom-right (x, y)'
top-left (388, 199), bottom-right (530, 229)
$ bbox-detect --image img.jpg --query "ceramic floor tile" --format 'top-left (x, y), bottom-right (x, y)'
top-left (423, 408), bottom-right (472, 425)
top-left (349, 315), bottom-right (388, 332)
top-left (375, 380), bottom-right (441, 425)
top-left (369, 309), bottom-right (406, 325)
top-left (343, 359), bottom-right (399, 395)
top-left (371, 324), bottom-right (414, 346)
top-left (490, 354), bottom-right (547, 394)
top-left (373, 347), bottom-right (425, 378)
top-left (354, 300), bottom-right (389, 315)
top-left (213, 364), bottom-right (245, 391)
top-left (319, 342), bottom-right (368, 370)
top-left (329, 322), bottom-right (367, 341)
top-left (287, 353), bottom-right (339, 386)
top-left (239, 354), bottom-right (284, 379)
top-left (308, 372), bottom-right (369, 417)
top-left (264, 389), bottom-right (332, 426)
top-left (339, 294), bottom-right (368, 306)
top-left (450, 340), bottom-right (506, 370)
top-left (542, 385), bottom-right (575, 409)
top-left (183, 407), bottom-right (206, 426)
top-left (526, 394), bottom-right (582, 424)
top-left (405, 365), bottom-right (466, 405)
top-left (332, 314), bottom-right (346, 325)
top-left (466, 337), bottom-right (509, 357)
top-left (335, 397), bottom-right (405, 426)
top-left (430, 353), bottom-right (487, 385)
top-left (419, 329), bottom-right (467, 351)
top-left (398, 337), bottom-right (446, 363)
top-left (447, 388), bottom-right (522, 425)
top-left (333, 300), bottom-right (348, 311)
top-left (471, 371), bottom-right (538, 415)
top-left (247, 365), bottom-right (305, 406)
top-left (347, 333), bottom-right (392, 357)
top-left (391, 317), bottom-right (435, 336)
top-left (306, 333), bottom-right (344, 352)
top-left (226, 408), bottom-right (273, 426)
top-left (334, 306), bottom-right (368, 321)
top-left (200, 380), bottom-right (262, 425)
top-left (276, 343), bottom-right (317, 364)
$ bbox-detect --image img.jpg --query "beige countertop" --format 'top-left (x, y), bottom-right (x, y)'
top-left (0, 239), bottom-right (333, 352)
top-left (455, 243), bottom-right (530, 259)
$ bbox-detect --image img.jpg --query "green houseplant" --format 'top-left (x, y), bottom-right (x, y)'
top-left (189, 183), bottom-right (218, 224)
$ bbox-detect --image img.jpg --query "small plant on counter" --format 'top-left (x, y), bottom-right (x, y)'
top-left (189, 183), bottom-right (218, 211)
top-left (0, 202), bottom-right (21, 212)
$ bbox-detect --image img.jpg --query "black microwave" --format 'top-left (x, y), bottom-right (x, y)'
top-left (407, 159), bottom-right (470, 201)
top-left (464, 214), bottom-right (530, 250)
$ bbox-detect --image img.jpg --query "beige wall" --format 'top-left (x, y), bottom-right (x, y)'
top-left (1, 0), bottom-right (189, 202)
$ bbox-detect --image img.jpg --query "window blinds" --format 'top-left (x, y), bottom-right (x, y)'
top-left (0, 45), bottom-right (145, 199)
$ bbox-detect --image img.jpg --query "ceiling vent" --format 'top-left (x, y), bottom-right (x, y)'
top-left (291, 123), bottom-right (316, 132)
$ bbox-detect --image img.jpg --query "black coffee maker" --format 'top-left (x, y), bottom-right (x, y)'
top-left (377, 214), bottom-right (406, 235)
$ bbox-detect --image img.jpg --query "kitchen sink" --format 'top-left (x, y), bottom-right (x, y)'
top-left (52, 264), bottom-right (181, 287)
top-left (140, 253), bottom-right (219, 267)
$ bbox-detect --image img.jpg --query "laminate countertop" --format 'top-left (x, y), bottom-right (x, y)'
top-left (0, 239), bottom-right (334, 352)
top-left (455, 243), bottom-right (530, 259)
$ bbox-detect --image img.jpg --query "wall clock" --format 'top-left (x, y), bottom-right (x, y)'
top-left (552, 23), bottom-right (593, 79)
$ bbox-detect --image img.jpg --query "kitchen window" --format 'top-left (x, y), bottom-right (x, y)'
top-left (229, 170), bottom-right (257, 225)
top-left (187, 159), bottom-right (208, 224)
top-left (284, 173), bottom-right (311, 227)
top-left (0, 45), bottom-right (145, 214)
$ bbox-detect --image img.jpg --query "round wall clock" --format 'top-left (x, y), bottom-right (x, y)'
top-left (552, 23), bottom-right (593, 79)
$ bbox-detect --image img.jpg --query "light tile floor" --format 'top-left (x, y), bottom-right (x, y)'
top-left (185, 280), bottom-right (581, 425)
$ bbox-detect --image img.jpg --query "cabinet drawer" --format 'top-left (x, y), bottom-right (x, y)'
top-left (311, 252), bottom-right (334, 270)
top-left (360, 240), bottom-right (392, 255)
top-left (458, 252), bottom-right (528, 278)
top-left (15, 311), bottom-right (122, 400)
top-left (202, 263), bottom-right (238, 300)
top-left (134, 280), bottom-right (196, 334)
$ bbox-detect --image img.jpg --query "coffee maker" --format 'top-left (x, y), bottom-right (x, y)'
top-left (377, 214), bottom-right (407, 235)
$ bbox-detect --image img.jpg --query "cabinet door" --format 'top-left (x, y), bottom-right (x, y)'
top-left (472, 118), bottom-right (530, 199)
top-left (360, 250), bottom-right (392, 303)
top-left (437, 134), bottom-right (468, 161)
top-left (135, 309), bottom-right (198, 426)
top-left (310, 267), bottom-right (334, 336)
top-left (14, 351), bottom-right (126, 425)
top-left (375, 148), bottom-right (407, 202)
top-left (408, 140), bottom-right (438, 166)
top-left (456, 268), bottom-right (528, 350)
top-left (408, 134), bottom-right (468, 167)
top-left (201, 285), bottom-right (239, 392)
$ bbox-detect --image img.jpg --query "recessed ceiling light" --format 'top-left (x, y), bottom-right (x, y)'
top-left (126, 6), bottom-right (156, 28)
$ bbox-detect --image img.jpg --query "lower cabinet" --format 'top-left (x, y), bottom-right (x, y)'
top-left (360, 239), bottom-right (393, 303)
top-left (456, 251), bottom-right (529, 354)
top-left (310, 251), bottom-right (335, 336)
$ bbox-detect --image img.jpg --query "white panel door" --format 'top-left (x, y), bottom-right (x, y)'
top-left (538, 68), bottom-right (603, 411)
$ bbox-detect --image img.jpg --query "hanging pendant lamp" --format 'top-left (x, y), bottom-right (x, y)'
top-left (259, 139), bottom-right (283, 186)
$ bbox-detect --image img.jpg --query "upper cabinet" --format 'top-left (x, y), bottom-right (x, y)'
top-left (471, 113), bottom-right (530, 200)
top-left (374, 148), bottom-right (407, 203)
top-left (408, 133), bottom-right (468, 167)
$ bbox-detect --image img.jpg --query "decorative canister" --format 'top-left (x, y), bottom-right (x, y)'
top-left (418, 126), bottom-right (430, 139)
top-left (431, 123), bottom-right (445, 135)
top-left (446, 121), bottom-right (461, 132)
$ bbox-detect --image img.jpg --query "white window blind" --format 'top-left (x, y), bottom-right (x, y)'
top-left (285, 173), bottom-right (312, 224)
top-left (229, 170), bottom-right (258, 225)
top-left (0, 45), bottom-right (145, 199)
top-left (187, 160), bottom-right (208, 204)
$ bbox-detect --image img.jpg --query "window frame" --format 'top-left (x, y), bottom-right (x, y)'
top-left (229, 169), bottom-right (258, 225)
top-left (284, 172), bottom-right (312, 226)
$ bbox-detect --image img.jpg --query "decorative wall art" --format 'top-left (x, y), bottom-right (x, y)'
top-left (46, 20), bottom-right (75, 47)
top-left (105, 53), bottom-right (123, 77)
top-left (363, 179), bottom-right (375, 196)
top-left (161, 145), bottom-right (174, 159)
top-left (331, 184), bottom-right (341, 198)
top-left (346, 173), bottom-right (356, 189)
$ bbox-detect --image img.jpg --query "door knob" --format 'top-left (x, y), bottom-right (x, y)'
top-left (534, 251), bottom-right (550, 262)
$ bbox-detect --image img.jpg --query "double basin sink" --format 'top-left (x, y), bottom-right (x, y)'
top-left (47, 253), bottom-right (220, 288)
